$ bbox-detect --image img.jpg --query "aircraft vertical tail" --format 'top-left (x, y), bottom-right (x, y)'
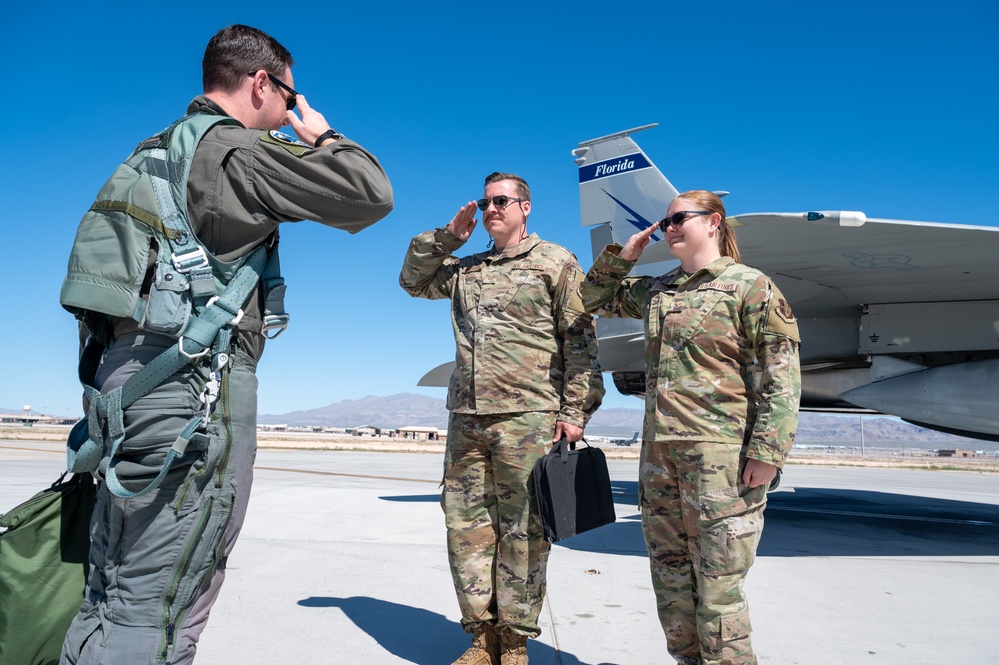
top-left (572, 124), bottom-right (679, 262)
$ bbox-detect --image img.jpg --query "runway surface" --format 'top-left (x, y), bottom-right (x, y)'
top-left (2, 440), bottom-right (998, 664)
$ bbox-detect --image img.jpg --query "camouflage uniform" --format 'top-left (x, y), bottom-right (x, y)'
top-left (582, 246), bottom-right (800, 665)
top-left (400, 229), bottom-right (604, 639)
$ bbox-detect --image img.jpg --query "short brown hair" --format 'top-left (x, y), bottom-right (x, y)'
top-left (484, 172), bottom-right (531, 201)
top-left (203, 24), bottom-right (294, 94)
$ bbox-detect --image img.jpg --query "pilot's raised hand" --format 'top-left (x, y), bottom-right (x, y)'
top-left (286, 95), bottom-right (336, 148)
top-left (619, 223), bottom-right (658, 262)
top-left (446, 202), bottom-right (478, 241)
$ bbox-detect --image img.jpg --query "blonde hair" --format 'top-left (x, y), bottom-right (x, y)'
top-left (675, 190), bottom-right (740, 262)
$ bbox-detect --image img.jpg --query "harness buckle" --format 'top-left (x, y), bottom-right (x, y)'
top-left (201, 372), bottom-right (221, 425)
top-left (177, 337), bottom-right (211, 360)
top-left (172, 247), bottom-right (209, 272)
top-left (262, 314), bottom-right (290, 339)
top-left (206, 296), bottom-right (244, 327)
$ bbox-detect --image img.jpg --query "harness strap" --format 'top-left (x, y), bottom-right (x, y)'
top-left (259, 234), bottom-right (289, 338)
top-left (72, 246), bottom-right (268, 499)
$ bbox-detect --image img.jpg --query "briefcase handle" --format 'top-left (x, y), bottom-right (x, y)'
top-left (552, 436), bottom-right (589, 463)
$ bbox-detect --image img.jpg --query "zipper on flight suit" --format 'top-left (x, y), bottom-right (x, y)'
top-left (159, 358), bottom-right (237, 661)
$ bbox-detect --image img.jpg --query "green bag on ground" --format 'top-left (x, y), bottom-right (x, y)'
top-left (0, 473), bottom-right (96, 665)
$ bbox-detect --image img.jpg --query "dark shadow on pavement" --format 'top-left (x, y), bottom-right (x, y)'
top-left (297, 596), bottom-right (624, 665)
top-left (380, 494), bottom-right (440, 503)
top-left (761, 486), bottom-right (999, 556)
top-left (377, 483), bottom-right (999, 558)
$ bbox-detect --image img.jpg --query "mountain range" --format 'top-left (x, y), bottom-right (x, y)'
top-left (5, 396), bottom-right (980, 445)
top-left (258, 393), bottom-right (980, 443)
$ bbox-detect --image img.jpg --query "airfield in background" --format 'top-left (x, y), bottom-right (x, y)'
top-left (2, 438), bottom-right (997, 664)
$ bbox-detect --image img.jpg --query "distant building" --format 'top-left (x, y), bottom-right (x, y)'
top-left (257, 424), bottom-right (288, 431)
top-left (397, 426), bottom-right (444, 441)
top-left (938, 449), bottom-right (976, 458)
top-left (350, 425), bottom-right (384, 437)
top-left (0, 413), bottom-right (77, 427)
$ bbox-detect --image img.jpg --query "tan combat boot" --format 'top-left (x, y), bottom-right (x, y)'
top-left (499, 631), bottom-right (529, 665)
top-left (451, 623), bottom-right (500, 665)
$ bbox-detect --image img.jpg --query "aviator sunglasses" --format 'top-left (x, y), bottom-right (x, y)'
top-left (247, 71), bottom-right (300, 111)
top-left (657, 210), bottom-right (712, 232)
top-left (477, 195), bottom-right (526, 211)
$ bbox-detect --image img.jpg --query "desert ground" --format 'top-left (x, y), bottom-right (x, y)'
top-left (4, 425), bottom-right (998, 472)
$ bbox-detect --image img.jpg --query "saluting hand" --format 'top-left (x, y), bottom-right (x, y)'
top-left (286, 95), bottom-right (334, 148)
top-left (619, 223), bottom-right (659, 262)
top-left (446, 202), bottom-right (478, 241)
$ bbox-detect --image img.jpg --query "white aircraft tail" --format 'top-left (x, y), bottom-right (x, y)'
top-left (572, 124), bottom-right (679, 266)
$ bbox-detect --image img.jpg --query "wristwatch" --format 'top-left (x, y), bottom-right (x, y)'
top-left (314, 128), bottom-right (344, 148)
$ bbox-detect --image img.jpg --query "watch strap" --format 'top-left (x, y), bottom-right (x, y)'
top-left (314, 128), bottom-right (344, 148)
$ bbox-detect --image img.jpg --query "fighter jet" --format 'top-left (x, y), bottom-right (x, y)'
top-left (574, 124), bottom-right (999, 441)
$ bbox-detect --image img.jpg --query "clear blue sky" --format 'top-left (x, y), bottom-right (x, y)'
top-left (1, 2), bottom-right (996, 418)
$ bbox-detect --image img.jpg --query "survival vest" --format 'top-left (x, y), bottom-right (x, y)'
top-left (60, 113), bottom-right (289, 498)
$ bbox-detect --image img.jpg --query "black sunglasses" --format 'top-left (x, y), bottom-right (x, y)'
top-left (476, 195), bottom-right (526, 211)
top-left (247, 71), bottom-right (299, 111)
top-left (657, 210), bottom-right (712, 232)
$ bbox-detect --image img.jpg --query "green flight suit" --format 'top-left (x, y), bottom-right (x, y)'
top-left (60, 97), bottom-right (392, 665)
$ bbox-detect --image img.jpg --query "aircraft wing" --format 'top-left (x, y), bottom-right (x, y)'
top-left (725, 214), bottom-right (999, 318)
top-left (418, 362), bottom-right (455, 388)
top-left (574, 124), bottom-right (999, 440)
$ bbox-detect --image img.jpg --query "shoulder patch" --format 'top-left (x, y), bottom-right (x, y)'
top-left (765, 295), bottom-right (800, 341)
top-left (268, 130), bottom-right (308, 146)
top-left (776, 297), bottom-right (795, 324)
top-left (261, 130), bottom-right (310, 154)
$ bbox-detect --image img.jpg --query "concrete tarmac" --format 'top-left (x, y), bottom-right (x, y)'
top-left (2, 440), bottom-right (998, 664)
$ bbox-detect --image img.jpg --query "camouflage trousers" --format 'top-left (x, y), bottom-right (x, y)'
top-left (442, 411), bottom-right (556, 638)
top-left (640, 439), bottom-right (768, 665)
top-left (61, 333), bottom-right (258, 665)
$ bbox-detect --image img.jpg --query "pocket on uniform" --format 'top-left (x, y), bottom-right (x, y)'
top-left (698, 484), bottom-right (767, 576)
top-left (719, 607), bottom-right (752, 641)
top-left (492, 267), bottom-right (548, 321)
top-left (140, 262), bottom-right (192, 337)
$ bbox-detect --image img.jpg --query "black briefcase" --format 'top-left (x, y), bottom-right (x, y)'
top-left (532, 437), bottom-right (616, 542)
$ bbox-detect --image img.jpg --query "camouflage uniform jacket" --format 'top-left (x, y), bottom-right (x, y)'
top-left (582, 245), bottom-right (800, 467)
top-left (400, 230), bottom-right (604, 427)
